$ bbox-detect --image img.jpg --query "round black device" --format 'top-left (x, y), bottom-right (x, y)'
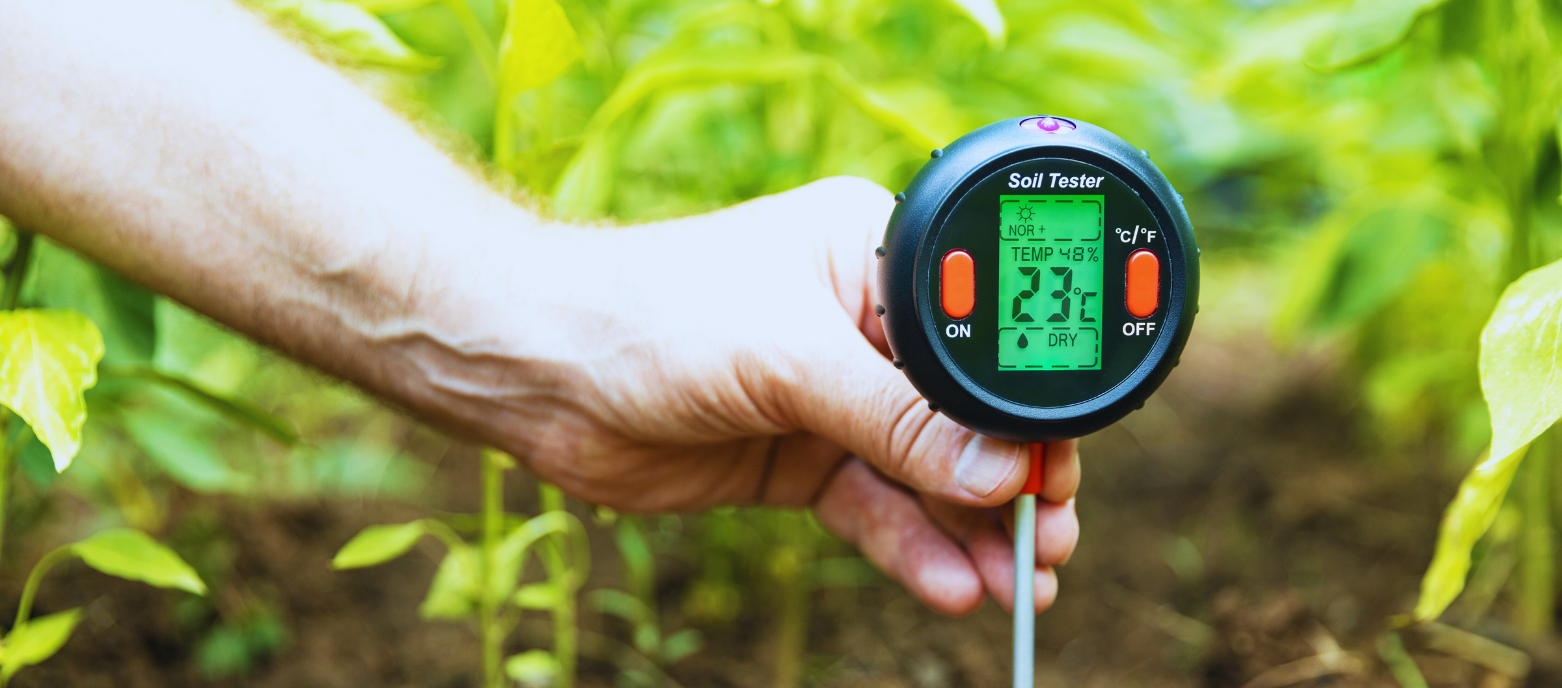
top-left (877, 116), bottom-right (1199, 442)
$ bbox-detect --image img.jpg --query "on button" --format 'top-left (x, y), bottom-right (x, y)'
top-left (940, 250), bottom-right (975, 319)
top-left (1126, 249), bottom-right (1159, 318)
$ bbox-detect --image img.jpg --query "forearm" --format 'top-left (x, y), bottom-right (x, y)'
top-left (0, 0), bottom-right (553, 434)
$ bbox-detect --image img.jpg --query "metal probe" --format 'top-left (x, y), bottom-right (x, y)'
top-left (1013, 442), bottom-right (1044, 688)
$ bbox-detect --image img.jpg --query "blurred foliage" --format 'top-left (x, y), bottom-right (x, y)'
top-left (6, 0), bottom-right (1562, 680)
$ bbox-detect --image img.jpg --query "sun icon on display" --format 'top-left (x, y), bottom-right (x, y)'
top-left (1017, 205), bottom-right (1033, 222)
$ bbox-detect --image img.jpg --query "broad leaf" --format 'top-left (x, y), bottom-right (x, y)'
top-left (1415, 447), bottom-right (1526, 621)
top-left (498, 0), bottom-right (582, 96)
top-left (504, 650), bottom-right (560, 688)
top-left (333, 522), bottom-right (426, 569)
top-left (0, 309), bottom-right (104, 471)
top-left (489, 511), bottom-right (578, 604)
top-left (120, 407), bottom-right (254, 493)
top-left (102, 366), bottom-right (300, 445)
top-left (32, 243), bottom-right (155, 367)
top-left (1325, 0), bottom-right (1451, 69)
top-left (344, 0), bottom-right (438, 13)
top-left (1414, 257), bottom-right (1562, 620)
top-left (513, 582), bottom-right (563, 610)
top-left (588, 589), bottom-right (652, 625)
top-left (262, 0), bottom-right (442, 70)
top-left (1, 609), bottom-right (81, 681)
top-left (1481, 258), bottom-right (1562, 465)
top-left (660, 628), bottom-right (703, 664)
top-left (72, 529), bottom-right (207, 595)
top-left (419, 547), bottom-right (479, 620)
top-left (939, 0), bottom-right (1005, 47)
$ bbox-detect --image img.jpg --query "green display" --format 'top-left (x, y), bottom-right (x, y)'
top-left (997, 195), bottom-right (1104, 370)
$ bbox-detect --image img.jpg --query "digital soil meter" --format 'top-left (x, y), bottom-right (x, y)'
top-left (875, 116), bottom-right (1198, 686)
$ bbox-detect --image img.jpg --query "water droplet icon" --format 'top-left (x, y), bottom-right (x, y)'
top-left (1017, 334), bottom-right (1029, 349)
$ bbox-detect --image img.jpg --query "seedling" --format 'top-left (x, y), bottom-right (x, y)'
top-left (332, 449), bottom-right (589, 688)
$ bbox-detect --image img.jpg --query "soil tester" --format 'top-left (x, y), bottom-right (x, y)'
top-left (876, 116), bottom-right (1199, 686)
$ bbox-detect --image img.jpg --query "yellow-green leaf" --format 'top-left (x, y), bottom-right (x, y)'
top-left (504, 650), bottom-right (560, 688)
top-left (939, 0), bottom-right (1005, 47)
top-left (498, 0), bottom-right (582, 96)
top-left (72, 529), bottom-right (207, 595)
top-left (420, 547), bottom-right (479, 620)
top-left (262, 0), bottom-right (442, 70)
top-left (1480, 258), bottom-right (1562, 466)
top-left (1415, 447), bottom-right (1526, 622)
top-left (332, 522), bottom-right (426, 569)
top-left (1324, 0), bottom-right (1451, 69)
top-left (0, 309), bottom-right (104, 472)
top-left (342, 0), bottom-right (438, 13)
top-left (1, 609), bottom-right (81, 681)
top-left (1414, 257), bottom-right (1562, 621)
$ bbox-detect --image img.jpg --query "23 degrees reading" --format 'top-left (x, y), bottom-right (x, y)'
top-left (997, 195), bottom-right (1105, 369)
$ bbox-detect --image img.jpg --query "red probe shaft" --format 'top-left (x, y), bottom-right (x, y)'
top-left (1021, 442), bottom-right (1044, 495)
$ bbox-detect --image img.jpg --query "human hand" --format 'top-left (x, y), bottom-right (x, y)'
top-left (411, 177), bottom-right (1080, 615)
top-left (0, 0), bottom-right (1072, 616)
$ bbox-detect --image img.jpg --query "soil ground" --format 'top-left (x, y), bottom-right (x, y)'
top-left (2, 299), bottom-right (1557, 687)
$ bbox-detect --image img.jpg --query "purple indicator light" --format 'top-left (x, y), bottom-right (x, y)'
top-left (1019, 116), bottom-right (1077, 134)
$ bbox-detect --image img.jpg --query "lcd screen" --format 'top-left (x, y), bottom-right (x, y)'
top-left (996, 195), bottom-right (1104, 370)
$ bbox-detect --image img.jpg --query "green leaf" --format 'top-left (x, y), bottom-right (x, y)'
top-left (488, 512), bottom-right (577, 604)
top-left (343, 0), bottom-right (438, 13)
top-left (72, 529), bottom-right (207, 595)
top-left (332, 521), bottom-right (426, 569)
top-left (588, 588), bottom-right (652, 626)
top-left (1415, 447), bottom-right (1526, 621)
top-left (0, 309), bottom-right (105, 471)
top-left (660, 628), bottom-right (703, 664)
top-left (1324, 0), bottom-right (1451, 69)
top-left (1481, 258), bottom-right (1562, 464)
top-left (120, 407), bottom-right (254, 493)
top-left (261, 0), bottom-right (442, 70)
top-left (419, 547), bottom-right (479, 620)
top-left (504, 650), bottom-right (560, 688)
top-left (498, 0), bottom-right (582, 95)
top-left (513, 582), bottom-right (563, 610)
top-left (614, 518), bottom-right (655, 603)
top-left (31, 242), bottom-right (155, 367)
top-left (1413, 260), bottom-right (1562, 621)
top-left (939, 0), bottom-right (1005, 47)
top-left (1, 609), bottom-right (81, 681)
top-left (100, 366), bottom-right (300, 445)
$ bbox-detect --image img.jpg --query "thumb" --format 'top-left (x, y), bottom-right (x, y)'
top-left (781, 330), bottom-right (1030, 507)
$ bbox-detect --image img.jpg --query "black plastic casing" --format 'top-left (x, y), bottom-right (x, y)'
top-left (877, 117), bottom-right (1200, 442)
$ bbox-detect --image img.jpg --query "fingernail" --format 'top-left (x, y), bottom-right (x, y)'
top-left (954, 435), bottom-right (1021, 497)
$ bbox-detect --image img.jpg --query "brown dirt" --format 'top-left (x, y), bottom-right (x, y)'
top-left (3, 326), bottom-right (1558, 687)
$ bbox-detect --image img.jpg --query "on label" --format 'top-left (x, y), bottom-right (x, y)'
top-left (945, 323), bottom-right (972, 338)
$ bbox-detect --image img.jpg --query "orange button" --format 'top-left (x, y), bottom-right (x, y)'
top-left (1126, 249), bottom-right (1159, 318)
top-left (940, 250), bottom-right (975, 319)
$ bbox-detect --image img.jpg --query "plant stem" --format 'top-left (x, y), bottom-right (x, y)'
top-left (494, 90), bottom-right (514, 170)
top-left (0, 231), bottom-right (36, 572)
top-left (479, 449), bottom-right (506, 688)
top-left (770, 543), bottom-right (808, 688)
top-left (1517, 435), bottom-right (1555, 638)
top-left (444, 0), bottom-right (496, 84)
top-left (1, 231), bottom-right (34, 312)
top-left (14, 546), bottom-right (73, 630)
top-left (539, 483), bottom-right (576, 688)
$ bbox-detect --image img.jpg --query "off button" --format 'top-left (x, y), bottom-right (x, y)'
top-left (1126, 249), bottom-right (1159, 318)
top-left (940, 250), bottom-right (975, 319)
